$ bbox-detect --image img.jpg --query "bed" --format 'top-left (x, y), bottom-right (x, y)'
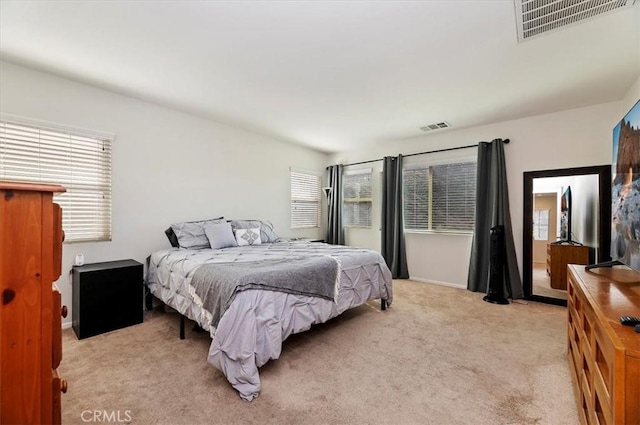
top-left (146, 225), bottom-right (393, 401)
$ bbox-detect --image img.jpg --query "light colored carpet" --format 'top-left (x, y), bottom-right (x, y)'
top-left (532, 262), bottom-right (568, 300)
top-left (60, 280), bottom-right (577, 425)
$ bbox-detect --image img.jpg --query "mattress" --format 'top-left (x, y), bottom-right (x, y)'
top-left (146, 241), bottom-right (393, 400)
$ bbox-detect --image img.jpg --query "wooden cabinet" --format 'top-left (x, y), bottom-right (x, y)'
top-left (547, 243), bottom-right (590, 290)
top-left (567, 265), bottom-right (640, 425)
top-left (0, 181), bottom-right (66, 425)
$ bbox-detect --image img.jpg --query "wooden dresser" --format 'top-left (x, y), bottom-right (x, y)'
top-left (547, 243), bottom-right (590, 290)
top-left (567, 265), bottom-right (640, 425)
top-left (0, 181), bottom-right (67, 424)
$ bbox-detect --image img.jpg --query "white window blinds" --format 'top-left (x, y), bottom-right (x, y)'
top-left (533, 209), bottom-right (550, 240)
top-left (290, 170), bottom-right (321, 228)
top-left (343, 170), bottom-right (372, 228)
top-left (431, 162), bottom-right (476, 231)
top-left (0, 119), bottom-right (113, 242)
top-left (403, 161), bottom-right (476, 232)
top-left (403, 168), bottom-right (430, 230)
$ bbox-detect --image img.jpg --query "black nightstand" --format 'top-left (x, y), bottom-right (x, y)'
top-left (72, 259), bottom-right (143, 339)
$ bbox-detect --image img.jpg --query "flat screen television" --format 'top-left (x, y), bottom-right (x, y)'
top-left (559, 186), bottom-right (572, 242)
top-left (611, 99), bottom-right (640, 273)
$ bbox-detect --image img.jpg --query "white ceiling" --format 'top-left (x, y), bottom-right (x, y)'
top-left (1, 1), bottom-right (639, 153)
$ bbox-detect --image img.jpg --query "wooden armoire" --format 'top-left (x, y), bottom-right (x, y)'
top-left (0, 181), bottom-right (67, 424)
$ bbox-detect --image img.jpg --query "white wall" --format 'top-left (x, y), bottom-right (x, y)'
top-left (622, 75), bottom-right (640, 114)
top-left (0, 61), bottom-right (329, 327)
top-left (329, 100), bottom-right (626, 288)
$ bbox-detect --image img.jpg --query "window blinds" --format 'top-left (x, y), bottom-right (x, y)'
top-left (403, 161), bottom-right (476, 232)
top-left (431, 162), bottom-right (476, 231)
top-left (290, 171), bottom-right (321, 228)
top-left (0, 120), bottom-right (113, 242)
top-left (403, 168), bottom-right (430, 230)
top-left (343, 171), bottom-right (372, 227)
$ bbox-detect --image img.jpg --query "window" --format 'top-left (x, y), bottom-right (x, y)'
top-left (0, 118), bottom-right (113, 242)
top-left (533, 209), bottom-right (549, 240)
top-left (403, 161), bottom-right (476, 232)
top-left (290, 170), bottom-right (321, 228)
top-left (343, 170), bottom-right (372, 228)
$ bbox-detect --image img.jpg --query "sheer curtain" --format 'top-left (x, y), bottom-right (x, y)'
top-left (468, 139), bottom-right (523, 299)
top-left (326, 164), bottom-right (345, 245)
top-left (381, 155), bottom-right (409, 279)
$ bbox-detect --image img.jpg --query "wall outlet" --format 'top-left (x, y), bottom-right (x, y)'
top-left (74, 253), bottom-right (85, 266)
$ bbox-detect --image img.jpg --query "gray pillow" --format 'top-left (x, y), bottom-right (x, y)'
top-left (171, 218), bottom-right (225, 249)
top-left (230, 220), bottom-right (280, 243)
top-left (204, 221), bottom-right (238, 249)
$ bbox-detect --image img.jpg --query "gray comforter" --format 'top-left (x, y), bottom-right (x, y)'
top-left (146, 241), bottom-right (393, 401)
top-left (191, 256), bottom-right (339, 328)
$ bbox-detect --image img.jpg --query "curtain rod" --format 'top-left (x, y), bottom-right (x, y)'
top-left (335, 138), bottom-right (510, 168)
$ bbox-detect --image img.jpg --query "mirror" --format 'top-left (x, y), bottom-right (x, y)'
top-left (523, 165), bottom-right (611, 306)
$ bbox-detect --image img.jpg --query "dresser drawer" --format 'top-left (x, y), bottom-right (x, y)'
top-left (567, 265), bottom-right (640, 425)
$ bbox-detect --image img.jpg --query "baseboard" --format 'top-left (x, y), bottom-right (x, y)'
top-left (62, 321), bottom-right (73, 330)
top-left (409, 276), bottom-right (466, 290)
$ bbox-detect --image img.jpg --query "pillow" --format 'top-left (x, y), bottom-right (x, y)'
top-left (204, 221), bottom-right (238, 249)
top-left (169, 217), bottom-right (225, 249)
top-left (235, 228), bottom-right (262, 246)
top-left (165, 227), bottom-right (180, 248)
top-left (229, 220), bottom-right (279, 243)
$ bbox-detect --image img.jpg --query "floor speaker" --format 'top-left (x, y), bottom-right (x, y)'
top-left (484, 225), bottom-right (509, 304)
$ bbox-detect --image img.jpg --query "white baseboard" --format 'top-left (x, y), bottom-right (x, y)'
top-left (409, 276), bottom-right (466, 290)
top-left (62, 321), bottom-right (73, 330)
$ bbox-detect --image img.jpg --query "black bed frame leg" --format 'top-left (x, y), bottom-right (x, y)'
top-left (145, 289), bottom-right (153, 311)
top-left (381, 299), bottom-right (387, 311)
top-left (180, 314), bottom-right (185, 340)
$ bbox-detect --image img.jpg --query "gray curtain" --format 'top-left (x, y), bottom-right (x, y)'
top-left (468, 139), bottom-right (523, 299)
top-left (326, 164), bottom-right (345, 245)
top-left (381, 155), bottom-right (409, 279)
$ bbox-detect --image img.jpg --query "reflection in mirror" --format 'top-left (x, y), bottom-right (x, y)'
top-left (531, 175), bottom-right (598, 301)
top-left (523, 165), bottom-right (611, 306)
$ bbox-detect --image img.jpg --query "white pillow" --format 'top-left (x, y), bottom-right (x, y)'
top-left (171, 218), bottom-right (225, 249)
top-left (204, 221), bottom-right (238, 249)
top-left (235, 228), bottom-right (262, 246)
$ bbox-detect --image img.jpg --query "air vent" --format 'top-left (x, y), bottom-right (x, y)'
top-left (419, 121), bottom-right (451, 132)
top-left (515, 0), bottom-right (637, 41)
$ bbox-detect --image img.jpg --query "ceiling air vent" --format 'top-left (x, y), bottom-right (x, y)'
top-left (419, 121), bottom-right (451, 132)
top-left (515, 0), bottom-right (637, 41)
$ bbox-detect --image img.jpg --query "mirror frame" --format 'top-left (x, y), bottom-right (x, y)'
top-left (523, 165), bottom-right (612, 306)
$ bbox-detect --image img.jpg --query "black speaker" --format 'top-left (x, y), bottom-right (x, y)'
top-left (484, 225), bottom-right (509, 304)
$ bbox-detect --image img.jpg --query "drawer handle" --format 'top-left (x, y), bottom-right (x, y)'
top-left (61, 305), bottom-right (68, 318)
top-left (2, 289), bottom-right (15, 305)
top-left (60, 379), bottom-right (68, 394)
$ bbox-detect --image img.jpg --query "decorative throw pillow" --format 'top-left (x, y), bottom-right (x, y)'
top-left (164, 227), bottom-right (180, 247)
top-left (235, 228), bottom-right (262, 246)
top-left (230, 220), bottom-right (280, 243)
top-left (170, 217), bottom-right (225, 249)
top-left (204, 221), bottom-right (238, 249)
